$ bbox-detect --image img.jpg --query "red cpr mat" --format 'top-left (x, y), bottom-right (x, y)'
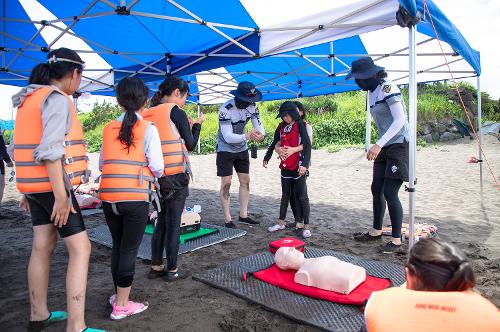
top-left (253, 264), bottom-right (391, 306)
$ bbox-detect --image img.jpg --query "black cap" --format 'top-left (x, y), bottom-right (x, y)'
top-left (345, 57), bottom-right (384, 80)
top-left (230, 81), bottom-right (263, 102)
top-left (276, 101), bottom-right (300, 120)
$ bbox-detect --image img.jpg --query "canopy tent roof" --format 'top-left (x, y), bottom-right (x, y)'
top-left (0, 0), bottom-right (480, 103)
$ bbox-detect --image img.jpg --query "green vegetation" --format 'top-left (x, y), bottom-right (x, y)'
top-left (78, 82), bottom-right (499, 154)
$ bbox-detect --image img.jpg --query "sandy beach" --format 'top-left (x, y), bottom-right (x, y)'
top-left (0, 135), bottom-right (499, 331)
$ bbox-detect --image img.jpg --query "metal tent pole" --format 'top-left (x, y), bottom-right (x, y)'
top-left (477, 76), bottom-right (483, 190)
top-left (197, 103), bottom-right (201, 154)
top-left (365, 92), bottom-right (371, 151)
top-left (408, 24), bottom-right (417, 250)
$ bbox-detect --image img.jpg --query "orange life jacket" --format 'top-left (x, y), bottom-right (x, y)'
top-left (142, 103), bottom-right (191, 177)
top-left (365, 287), bottom-right (500, 332)
top-left (13, 86), bottom-right (89, 194)
top-left (99, 119), bottom-right (155, 203)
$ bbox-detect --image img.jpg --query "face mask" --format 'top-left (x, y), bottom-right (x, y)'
top-left (355, 77), bottom-right (380, 92)
top-left (235, 97), bottom-right (252, 109)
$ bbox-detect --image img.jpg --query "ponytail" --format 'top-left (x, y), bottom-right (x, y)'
top-left (150, 91), bottom-right (162, 107)
top-left (29, 63), bottom-right (52, 85)
top-left (445, 261), bottom-right (475, 291)
top-left (119, 109), bottom-right (138, 149)
top-left (29, 48), bottom-right (84, 85)
top-left (115, 77), bottom-right (149, 150)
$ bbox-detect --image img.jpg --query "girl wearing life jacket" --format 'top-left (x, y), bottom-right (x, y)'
top-left (11, 48), bottom-right (102, 332)
top-left (98, 77), bottom-right (163, 320)
top-left (263, 101), bottom-right (312, 238)
top-left (364, 238), bottom-right (500, 331)
top-left (269, 101), bottom-right (313, 232)
top-left (144, 76), bottom-right (204, 282)
top-left (348, 57), bottom-right (409, 253)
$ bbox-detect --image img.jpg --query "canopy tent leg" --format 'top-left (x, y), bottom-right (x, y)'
top-left (365, 92), bottom-right (371, 152)
top-left (408, 24), bottom-right (417, 250)
top-left (197, 103), bottom-right (201, 154)
top-left (477, 76), bottom-right (483, 190)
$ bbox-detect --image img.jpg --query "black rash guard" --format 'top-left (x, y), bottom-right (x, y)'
top-left (170, 105), bottom-right (201, 151)
top-left (263, 119), bottom-right (311, 168)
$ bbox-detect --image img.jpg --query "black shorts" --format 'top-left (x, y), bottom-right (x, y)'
top-left (216, 150), bottom-right (250, 177)
top-left (373, 142), bottom-right (409, 182)
top-left (27, 191), bottom-right (86, 238)
top-left (0, 160), bottom-right (4, 175)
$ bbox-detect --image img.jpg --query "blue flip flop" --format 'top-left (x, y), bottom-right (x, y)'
top-left (28, 311), bottom-right (67, 332)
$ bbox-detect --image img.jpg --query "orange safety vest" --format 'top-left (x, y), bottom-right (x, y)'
top-left (142, 103), bottom-right (191, 177)
top-left (99, 119), bottom-right (155, 203)
top-left (365, 287), bottom-right (500, 332)
top-left (13, 86), bottom-right (89, 194)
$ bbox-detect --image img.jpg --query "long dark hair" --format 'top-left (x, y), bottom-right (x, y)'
top-left (29, 48), bottom-right (84, 85)
top-left (115, 77), bottom-right (149, 150)
top-left (293, 101), bottom-right (306, 121)
top-left (150, 75), bottom-right (189, 107)
top-left (406, 238), bottom-right (475, 292)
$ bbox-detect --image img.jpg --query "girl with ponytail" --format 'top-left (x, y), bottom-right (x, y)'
top-left (144, 75), bottom-right (205, 282)
top-left (364, 238), bottom-right (500, 332)
top-left (11, 48), bottom-right (103, 331)
top-left (98, 77), bottom-right (163, 320)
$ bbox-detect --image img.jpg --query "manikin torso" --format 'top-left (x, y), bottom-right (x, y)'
top-left (275, 247), bottom-right (367, 294)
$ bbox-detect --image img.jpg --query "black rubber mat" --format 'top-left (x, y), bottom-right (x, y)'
top-left (193, 248), bottom-right (405, 332)
top-left (88, 223), bottom-right (246, 259)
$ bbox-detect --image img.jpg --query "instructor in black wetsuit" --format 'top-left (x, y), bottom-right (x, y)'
top-left (347, 57), bottom-right (409, 254)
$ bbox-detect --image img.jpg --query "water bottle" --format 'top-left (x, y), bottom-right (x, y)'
top-left (251, 144), bottom-right (257, 159)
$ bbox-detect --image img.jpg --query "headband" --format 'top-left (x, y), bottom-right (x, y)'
top-left (409, 259), bottom-right (455, 279)
top-left (47, 55), bottom-right (85, 68)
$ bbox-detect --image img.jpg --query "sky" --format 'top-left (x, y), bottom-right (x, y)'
top-left (1, 0), bottom-right (499, 120)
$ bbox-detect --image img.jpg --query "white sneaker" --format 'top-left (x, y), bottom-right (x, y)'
top-left (302, 229), bottom-right (312, 238)
top-left (109, 294), bottom-right (116, 305)
top-left (268, 224), bottom-right (286, 232)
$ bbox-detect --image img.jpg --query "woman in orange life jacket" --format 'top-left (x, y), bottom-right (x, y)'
top-left (11, 48), bottom-right (103, 332)
top-left (98, 77), bottom-right (163, 320)
top-left (145, 76), bottom-right (205, 282)
top-left (364, 238), bottom-right (500, 332)
top-left (263, 101), bottom-right (312, 239)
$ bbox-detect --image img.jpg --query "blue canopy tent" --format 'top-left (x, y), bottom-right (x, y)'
top-left (0, 0), bottom-right (482, 248)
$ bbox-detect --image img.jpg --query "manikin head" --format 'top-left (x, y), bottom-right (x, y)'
top-left (275, 247), bottom-right (306, 270)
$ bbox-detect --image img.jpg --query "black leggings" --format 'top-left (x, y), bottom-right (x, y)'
top-left (371, 177), bottom-right (403, 238)
top-left (279, 170), bottom-right (310, 225)
top-left (103, 201), bottom-right (149, 289)
top-left (151, 186), bottom-right (188, 270)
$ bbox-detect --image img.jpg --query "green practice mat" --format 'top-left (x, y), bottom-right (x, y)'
top-left (145, 224), bottom-right (218, 244)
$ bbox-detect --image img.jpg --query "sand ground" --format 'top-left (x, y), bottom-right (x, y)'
top-left (0, 135), bottom-right (499, 331)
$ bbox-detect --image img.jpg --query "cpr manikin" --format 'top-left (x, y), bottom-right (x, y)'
top-left (274, 247), bottom-right (367, 294)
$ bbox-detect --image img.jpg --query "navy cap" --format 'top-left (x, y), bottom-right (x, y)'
top-left (345, 57), bottom-right (385, 80)
top-left (230, 81), bottom-right (263, 102)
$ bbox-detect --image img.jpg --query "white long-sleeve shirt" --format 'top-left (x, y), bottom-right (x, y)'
top-left (99, 112), bottom-right (164, 178)
top-left (216, 99), bottom-right (265, 153)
